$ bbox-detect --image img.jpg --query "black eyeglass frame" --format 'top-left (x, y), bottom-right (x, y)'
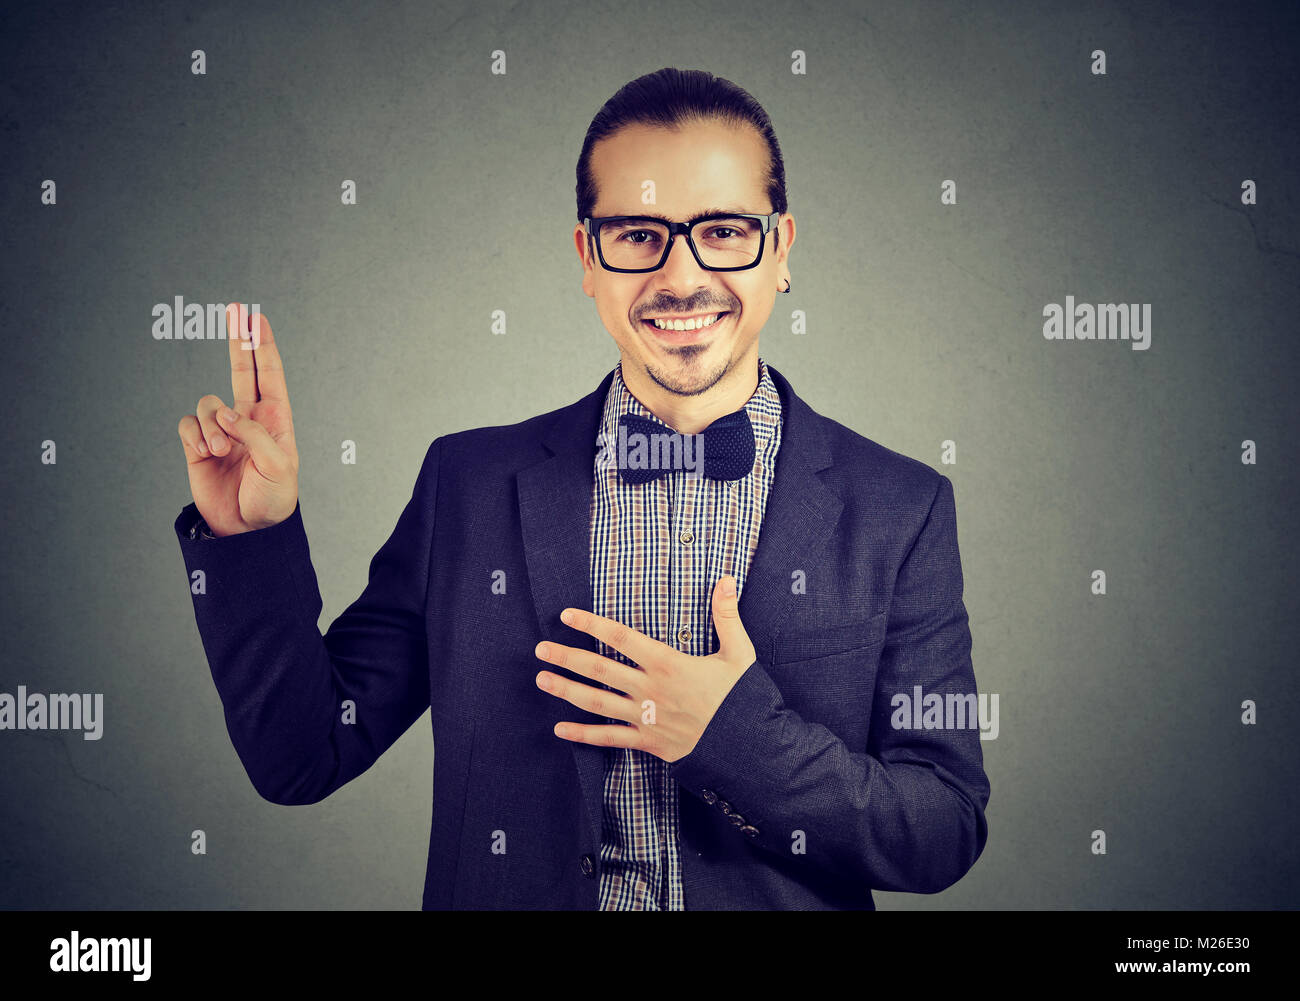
top-left (584, 211), bottom-right (781, 273)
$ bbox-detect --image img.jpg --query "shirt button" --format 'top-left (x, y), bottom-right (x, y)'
top-left (677, 626), bottom-right (691, 646)
top-left (580, 854), bottom-right (596, 878)
top-left (679, 529), bottom-right (694, 545)
top-left (728, 813), bottom-right (746, 827)
top-left (701, 789), bottom-right (717, 805)
top-left (739, 825), bottom-right (760, 837)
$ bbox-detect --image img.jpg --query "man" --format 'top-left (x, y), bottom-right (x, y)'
top-left (174, 67), bottom-right (990, 910)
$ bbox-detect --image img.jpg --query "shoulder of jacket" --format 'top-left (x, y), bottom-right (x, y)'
top-left (423, 394), bottom-right (586, 474)
top-left (802, 405), bottom-right (947, 508)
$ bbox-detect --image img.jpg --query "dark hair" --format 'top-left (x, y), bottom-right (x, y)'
top-left (576, 68), bottom-right (787, 250)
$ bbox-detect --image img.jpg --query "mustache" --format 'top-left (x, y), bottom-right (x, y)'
top-left (637, 302), bottom-right (733, 318)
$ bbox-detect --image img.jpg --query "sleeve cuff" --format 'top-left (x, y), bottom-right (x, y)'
top-left (173, 501), bottom-right (309, 556)
top-left (666, 659), bottom-right (790, 820)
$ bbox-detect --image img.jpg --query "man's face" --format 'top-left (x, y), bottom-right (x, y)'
top-left (574, 118), bottom-right (795, 398)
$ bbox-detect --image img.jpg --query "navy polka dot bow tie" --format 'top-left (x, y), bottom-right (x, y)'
top-left (614, 409), bottom-right (756, 484)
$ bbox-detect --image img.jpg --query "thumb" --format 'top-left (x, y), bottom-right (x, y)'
top-left (712, 575), bottom-right (753, 659)
top-left (215, 407), bottom-right (291, 481)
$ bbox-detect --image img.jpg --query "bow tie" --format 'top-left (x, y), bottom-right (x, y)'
top-left (613, 409), bottom-right (756, 484)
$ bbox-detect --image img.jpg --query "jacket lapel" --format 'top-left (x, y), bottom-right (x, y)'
top-left (516, 362), bottom-right (842, 853)
top-left (734, 364), bottom-right (841, 661)
top-left (517, 372), bottom-right (613, 852)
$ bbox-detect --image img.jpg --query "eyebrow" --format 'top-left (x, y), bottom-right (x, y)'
top-left (606, 207), bottom-right (755, 224)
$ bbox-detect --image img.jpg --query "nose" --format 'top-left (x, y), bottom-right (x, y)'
top-left (655, 230), bottom-right (712, 292)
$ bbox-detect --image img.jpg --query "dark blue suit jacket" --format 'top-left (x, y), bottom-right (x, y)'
top-left (174, 363), bottom-right (990, 909)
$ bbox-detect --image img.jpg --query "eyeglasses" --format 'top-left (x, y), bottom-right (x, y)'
top-left (584, 211), bottom-right (780, 273)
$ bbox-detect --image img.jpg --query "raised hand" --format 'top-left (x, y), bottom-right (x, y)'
top-left (176, 303), bottom-right (300, 537)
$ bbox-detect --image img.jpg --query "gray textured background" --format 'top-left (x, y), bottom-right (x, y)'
top-left (1, 0), bottom-right (1297, 909)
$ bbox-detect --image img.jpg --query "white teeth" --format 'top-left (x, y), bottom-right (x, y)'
top-left (650, 313), bottom-right (722, 331)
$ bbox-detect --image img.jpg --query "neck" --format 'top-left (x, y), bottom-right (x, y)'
top-left (620, 349), bottom-right (761, 434)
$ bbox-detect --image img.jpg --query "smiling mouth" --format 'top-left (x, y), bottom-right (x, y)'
top-left (640, 311), bottom-right (730, 332)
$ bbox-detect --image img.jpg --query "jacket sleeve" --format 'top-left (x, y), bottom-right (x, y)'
top-left (172, 439), bottom-right (441, 805)
top-left (667, 474), bottom-right (991, 894)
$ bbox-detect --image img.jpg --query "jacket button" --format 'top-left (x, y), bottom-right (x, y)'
top-left (580, 854), bottom-right (596, 877)
top-left (719, 801), bottom-right (734, 815)
top-left (728, 813), bottom-right (746, 827)
top-left (739, 825), bottom-right (759, 837)
top-left (701, 789), bottom-right (717, 805)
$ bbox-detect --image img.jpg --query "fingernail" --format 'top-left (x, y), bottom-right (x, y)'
top-left (211, 434), bottom-right (227, 451)
top-left (536, 643), bottom-right (550, 659)
top-left (722, 576), bottom-right (736, 596)
top-left (220, 407), bottom-right (239, 422)
top-left (197, 439), bottom-right (209, 456)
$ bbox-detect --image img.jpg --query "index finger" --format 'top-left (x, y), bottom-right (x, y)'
top-left (226, 303), bottom-right (257, 407)
top-left (560, 608), bottom-right (669, 668)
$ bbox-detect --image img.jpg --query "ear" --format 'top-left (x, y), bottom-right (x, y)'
top-left (574, 223), bottom-right (596, 298)
top-left (775, 212), bottom-right (795, 289)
